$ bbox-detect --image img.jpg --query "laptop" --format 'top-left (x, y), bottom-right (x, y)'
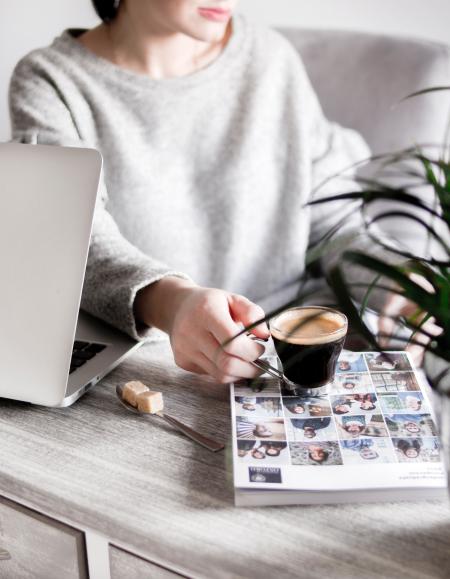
top-left (0, 142), bottom-right (141, 407)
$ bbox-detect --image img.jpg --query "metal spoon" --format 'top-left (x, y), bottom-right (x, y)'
top-left (115, 385), bottom-right (224, 452)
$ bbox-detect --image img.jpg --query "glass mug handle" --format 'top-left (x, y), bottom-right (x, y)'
top-left (249, 336), bottom-right (285, 381)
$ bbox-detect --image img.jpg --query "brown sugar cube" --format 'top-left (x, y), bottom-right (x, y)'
top-left (136, 390), bottom-right (164, 414)
top-left (122, 381), bottom-right (149, 407)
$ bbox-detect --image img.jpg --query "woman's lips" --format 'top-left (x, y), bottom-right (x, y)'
top-left (198, 7), bottom-right (231, 22)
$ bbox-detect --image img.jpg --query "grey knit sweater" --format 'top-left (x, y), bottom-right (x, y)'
top-left (9, 15), bottom-right (373, 341)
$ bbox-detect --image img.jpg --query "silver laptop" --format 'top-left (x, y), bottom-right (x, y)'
top-left (0, 143), bottom-right (141, 407)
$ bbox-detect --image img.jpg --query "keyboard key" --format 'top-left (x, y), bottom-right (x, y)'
top-left (72, 350), bottom-right (96, 361)
top-left (70, 341), bottom-right (107, 378)
top-left (73, 340), bottom-right (89, 351)
top-left (86, 343), bottom-right (106, 354)
top-left (71, 358), bottom-right (86, 367)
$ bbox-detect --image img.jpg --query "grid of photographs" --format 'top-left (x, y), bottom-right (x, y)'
top-left (233, 352), bottom-right (442, 469)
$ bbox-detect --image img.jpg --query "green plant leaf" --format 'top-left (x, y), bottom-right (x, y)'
top-left (399, 86), bottom-right (450, 102)
top-left (308, 190), bottom-right (445, 223)
top-left (342, 251), bottom-right (447, 320)
top-left (326, 266), bottom-right (380, 350)
top-left (365, 211), bottom-right (450, 260)
top-left (359, 274), bottom-right (382, 319)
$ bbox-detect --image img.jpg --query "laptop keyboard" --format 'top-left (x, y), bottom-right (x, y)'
top-left (70, 340), bottom-right (107, 374)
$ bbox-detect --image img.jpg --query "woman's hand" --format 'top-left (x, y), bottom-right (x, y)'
top-left (378, 274), bottom-right (441, 365)
top-left (134, 277), bottom-right (270, 383)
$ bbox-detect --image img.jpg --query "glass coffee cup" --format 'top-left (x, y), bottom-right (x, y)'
top-left (253, 306), bottom-right (348, 395)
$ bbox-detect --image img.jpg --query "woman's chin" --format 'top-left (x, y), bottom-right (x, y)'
top-left (185, 19), bottom-right (231, 44)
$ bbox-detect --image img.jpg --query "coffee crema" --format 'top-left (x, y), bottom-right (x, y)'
top-left (271, 307), bottom-right (347, 345)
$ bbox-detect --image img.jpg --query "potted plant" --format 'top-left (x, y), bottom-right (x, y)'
top-left (301, 86), bottom-right (450, 479)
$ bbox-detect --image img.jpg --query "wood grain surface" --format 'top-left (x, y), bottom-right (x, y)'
top-left (109, 544), bottom-right (184, 578)
top-left (0, 495), bottom-right (88, 579)
top-left (0, 339), bottom-right (449, 579)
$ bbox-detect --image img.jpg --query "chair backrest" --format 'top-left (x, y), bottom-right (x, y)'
top-left (280, 28), bottom-right (450, 255)
top-left (279, 28), bottom-right (450, 155)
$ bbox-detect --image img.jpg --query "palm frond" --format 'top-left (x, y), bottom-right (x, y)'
top-left (399, 86), bottom-right (450, 102)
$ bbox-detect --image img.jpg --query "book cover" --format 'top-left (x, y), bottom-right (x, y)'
top-left (230, 351), bottom-right (448, 506)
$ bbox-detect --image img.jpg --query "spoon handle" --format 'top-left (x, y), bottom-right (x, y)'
top-left (251, 358), bottom-right (285, 380)
top-left (158, 412), bottom-right (225, 452)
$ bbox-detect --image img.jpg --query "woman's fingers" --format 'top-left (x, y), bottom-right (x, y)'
top-left (177, 346), bottom-right (261, 384)
top-left (378, 293), bottom-right (409, 346)
top-left (197, 351), bottom-right (261, 384)
top-left (228, 294), bottom-right (270, 339)
top-left (378, 273), bottom-right (436, 350)
top-left (379, 285), bottom-right (442, 365)
top-left (406, 318), bottom-right (442, 365)
top-left (378, 293), bottom-right (421, 346)
top-left (169, 286), bottom-right (269, 382)
top-left (174, 356), bottom-right (208, 375)
top-left (206, 296), bottom-right (265, 363)
top-left (199, 331), bottom-right (264, 381)
top-left (378, 313), bottom-right (396, 347)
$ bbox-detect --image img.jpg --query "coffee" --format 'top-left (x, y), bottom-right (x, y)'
top-left (271, 307), bottom-right (347, 392)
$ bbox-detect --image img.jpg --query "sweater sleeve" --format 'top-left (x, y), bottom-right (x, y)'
top-left (9, 56), bottom-right (192, 341)
top-left (299, 62), bottom-right (400, 311)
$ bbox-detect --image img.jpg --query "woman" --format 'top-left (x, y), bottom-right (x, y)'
top-left (284, 396), bottom-right (327, 416)
top-left (405, 395), bottom-right (422, 411)
top-left (332, 395), bottom-right (356, 415)
top-left (236, 439), bottom-right (255, 457)
top-left (403, 421), bottom-right (422, 436)
top-left (338, 416), bottom-right (366, 438)
top-left (338, 361), bottom-right (352, 372)
top-left (263, 441), bottom-right (287, 457)
top-left (284, 401), bottom-right (306, 415)
top-left (396, 438), bottom-right (421, 459)
top-left (291, 417), bottom-right (331, 439)
top-left (369, 355), bottom-right (400, 371)
top-left (308, 446), bottom-right (330, 464)
top-left (9, 0), bottom-right (406, 384)
top-left (357, 393), bottom-right (376, 411)
top-left (235, 396), bottom-right (257, 412)
top-left (250, 447), bottom-right (266, 460)
top-left (342, 439), bottom-right (379, 460)
top-left (341, 381), bottom-right (356, 391)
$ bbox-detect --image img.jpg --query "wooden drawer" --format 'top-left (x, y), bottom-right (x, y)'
top-left (0, 496), bottom-right (88, 579)
top-left (109, 544), bottom-right (184, 578)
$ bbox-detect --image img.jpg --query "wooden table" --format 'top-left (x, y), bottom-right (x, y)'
top-left (0, 339), bottom-right (449, 578)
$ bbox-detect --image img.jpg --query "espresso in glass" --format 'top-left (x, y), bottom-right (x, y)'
top-left (270, 307), bottom-right (347, 393)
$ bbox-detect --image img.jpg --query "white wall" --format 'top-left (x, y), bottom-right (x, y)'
top-left (1, 0), bottom-right (449, 141)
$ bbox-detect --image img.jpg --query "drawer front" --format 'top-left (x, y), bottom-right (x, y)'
top-left (0, 496), bottom-right (88, 579)
top-left (109, 545), bottom-right (184, 578)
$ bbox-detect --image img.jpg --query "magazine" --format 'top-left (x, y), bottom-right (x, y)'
top-left (230, 351), bottom-right (448, 506)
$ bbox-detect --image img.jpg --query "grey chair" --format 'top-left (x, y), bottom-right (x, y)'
top-left (281, 28), bottom-right (450, 154)
top-left (280, 28), bottom-right (450, 253)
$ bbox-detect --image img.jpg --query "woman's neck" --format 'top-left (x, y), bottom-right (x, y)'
top-left (79, 10), bottom-right (231, 78)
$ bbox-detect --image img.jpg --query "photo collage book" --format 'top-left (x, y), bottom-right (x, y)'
top-left (230, 351), bottom-right (448, 506)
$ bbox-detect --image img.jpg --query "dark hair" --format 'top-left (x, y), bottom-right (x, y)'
top-left (251, 449), bottom-right (266, 459)
top-left (343, 381), bottom-right (355, 388)
top-left (344, 423), bottom-right (364, 432)
top-left (397, 439), bottom-right (421, 456)
top-left (265, 448), bottom-right (281, 456)
top-left (286, 402), bottom-right (305, 411)
top-left (333, 405), bottom-right (349, 415)
top-left (92, 0), bottom-right (120, 23)
top-left (309, 449), bottom-right (329, 463)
